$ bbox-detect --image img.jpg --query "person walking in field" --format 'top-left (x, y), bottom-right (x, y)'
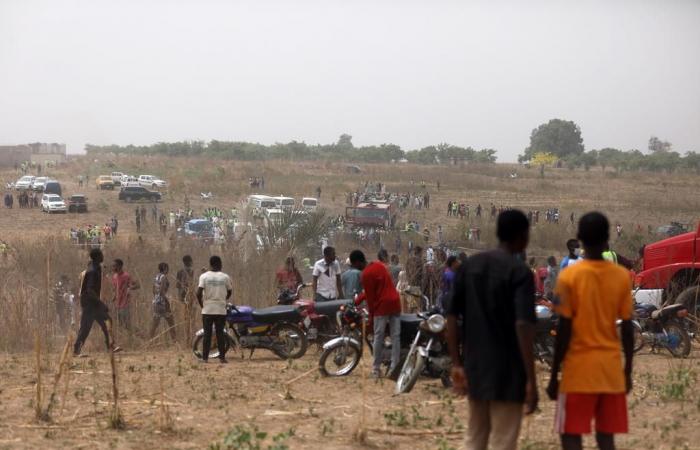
top-left (547, 212), bottom-right (635, 450)
top-left (446, 210), bottom-right (538, 450)
top-left (74, 248), bottom-right (121, 356)
top-left (149, 262), bottom-right (177, 342)
top-left (350, 250), bottom-right (401, 379)
top-left (196, 256), bottom-right (233, 363)
top-left (111, 259), bottom-right (140, 331)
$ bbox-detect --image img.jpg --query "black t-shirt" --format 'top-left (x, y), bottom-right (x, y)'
top-left (80, 262), bottom-right (102, 308)
top-left (447, 249), bottom-right (536, 403)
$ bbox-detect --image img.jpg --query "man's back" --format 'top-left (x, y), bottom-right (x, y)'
top-left (360, 261), bottom-right (400, 316)
top-left (81, 262), bottom-right (102, 307)
top-left (341, 268), bottom-right (362, 298)
top-left (449, 250), bottom-right (535, 402)
top-left (555, 260), bottom-right (632, 393)
top-left (199, 271), bottom-right (232, 315)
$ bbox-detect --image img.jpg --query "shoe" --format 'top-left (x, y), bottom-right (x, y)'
top-left (219, 358), bottom-right (228, 364)
top-left (76, 353), bottom-right (89, 358)
top-left (112, 346), bottom-right (122, 354)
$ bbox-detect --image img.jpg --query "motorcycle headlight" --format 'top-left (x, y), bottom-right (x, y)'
top-left (427, 314), bottom-right (446, 333)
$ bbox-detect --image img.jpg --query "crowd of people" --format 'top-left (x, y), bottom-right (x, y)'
top-left (3, 190), bottom-right (39, 208)
top-left (56, 203), bottom-right (638, 450)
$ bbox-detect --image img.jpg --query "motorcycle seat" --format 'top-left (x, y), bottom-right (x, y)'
top-left (400, 314), bottom-right (423, 326)
top-left (651, 304), bottom-right (686, 320)
top-left (314, 299), bottom-right (353, 316)
top-left (251, 305), bottom-right (302, 324)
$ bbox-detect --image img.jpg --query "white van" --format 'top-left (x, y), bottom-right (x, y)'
top-left (247, 194), bottom-right (277, 211)
top-left (272, 196), bottom-right (295, 210)
top-left (111, 172), bottom-right (124, 185)
top-left (264, 208), bottom-right (285, 227)
top-left (301, 197), bottom-right (318, 211)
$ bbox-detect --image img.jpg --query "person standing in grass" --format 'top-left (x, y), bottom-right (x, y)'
top-left (111, 258), bottom-right (140, 332)
top-left (446, 210), bottom-right (537, 450)
top-left (547, 212), bottom-right (634, 450)
top-left (149, 262), bottom-right (177, 342)
top-left (312, 246), bottom-right (343, 301)
top-left (197, 256), bottom-right (233, 363)
top-left (74, 248), bottom-right (121, 356)
top-left (176, 255), bottom-right (195, 304)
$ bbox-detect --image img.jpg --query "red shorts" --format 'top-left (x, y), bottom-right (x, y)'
top-left (555, 393), bottom-right (628, 435)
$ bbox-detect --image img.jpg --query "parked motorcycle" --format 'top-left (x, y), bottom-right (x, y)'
top-left (534, 304), bottom-right (557, 366)
top-left (277, 284), bottom-right (349, 346)
top-left (620, 302), bottom-right (691, 358)
top-left (318, 304), bottom-right (422, 378)
top-left (395, 310), bottom-right (451, 394)
top-left (192, 303), bottom-right (308, 360)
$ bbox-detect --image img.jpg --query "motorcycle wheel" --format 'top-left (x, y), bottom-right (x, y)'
top-left (617, 321), bottom-right (645, 353)
top-left (192, 331), bottom-right (233, 360)
top-left (318, 341), bottom-right (362, 377)
top-left (665, 321), bottom-right (691, 358)
top-left (270, 323), bottom-right (308, 360)
top-left (395, 347), bottom-right (425, 394)
top-left (632, 322), bottom-right (644, 353)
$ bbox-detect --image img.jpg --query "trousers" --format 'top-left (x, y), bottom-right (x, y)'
top-left (202, 314), bottom-right (227, 361)
top-left (74, 302), bottom-right (112, 355)
top-left (372, 314), bottom-right (401, 373)
top-left (466, 399), bottom-right (523, 450)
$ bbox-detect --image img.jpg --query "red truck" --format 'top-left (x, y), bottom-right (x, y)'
top-left (345, 201), bottom-right (396, 229)
top-left (635, 222), bottom-right (700, 309)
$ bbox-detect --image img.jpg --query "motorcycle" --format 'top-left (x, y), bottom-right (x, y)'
top-left (395, 310), bottom-right (451, 394)
top-left (318, 303), bottom-right (422, 378)
top-left (192, 303), bottom-right (308, 360)
top-left (534, 303), bottom-right (558, 366)
top-left (619, 302), bottom-right (691, 358)
top-left (277, 284), bottom-right (349, 346)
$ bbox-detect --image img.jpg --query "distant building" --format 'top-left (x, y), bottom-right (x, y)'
top-left (0, 145), bottom-right (31, 167)
top-left (0, 142), bottom-right (66, 167)
top-left (29, 142), bottom-right (67, 166)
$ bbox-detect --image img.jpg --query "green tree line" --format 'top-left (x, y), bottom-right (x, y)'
top-left (85, 135), bottom-right (498, 165)
top-left (520, 119), bottom-right (698, 173)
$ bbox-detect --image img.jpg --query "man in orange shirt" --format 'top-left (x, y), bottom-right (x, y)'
top-left (546, 212), bottom-right (634, 450)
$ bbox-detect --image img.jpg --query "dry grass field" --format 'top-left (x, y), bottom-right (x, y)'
top-left (1, 156), bottom-right (699, 449)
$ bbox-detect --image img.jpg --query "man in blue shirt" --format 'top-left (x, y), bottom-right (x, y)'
top-left (560, 239), bottom-right (582, 270)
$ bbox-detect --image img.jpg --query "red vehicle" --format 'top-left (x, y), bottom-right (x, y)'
top-left (635, 222), bottom-right (700, 308)
top-left (345, 201), bottom-right (396, 229)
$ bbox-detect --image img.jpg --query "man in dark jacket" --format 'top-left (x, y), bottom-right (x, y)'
top-left (73, 248), bottom-right (120, 356)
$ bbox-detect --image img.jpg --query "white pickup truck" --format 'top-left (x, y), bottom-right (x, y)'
top-left (138, 175), bottom-right (167, 188)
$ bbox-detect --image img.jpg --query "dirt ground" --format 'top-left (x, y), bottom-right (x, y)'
top-left (1, 345), bottom-right (699, 450)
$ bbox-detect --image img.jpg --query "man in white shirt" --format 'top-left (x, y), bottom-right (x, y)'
top-left (312, 246), bottom-right (344, 301)
top-left (196, 255), bottom-right (233, 363)
top-left (426, 246), bottom-right (435, 265)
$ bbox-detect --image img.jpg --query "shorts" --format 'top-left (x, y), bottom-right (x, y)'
top-left (555, 393), bottom-right (628, 435)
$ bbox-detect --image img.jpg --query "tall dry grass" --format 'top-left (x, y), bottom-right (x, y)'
top-left (0, 234), bottom-right (295, 353)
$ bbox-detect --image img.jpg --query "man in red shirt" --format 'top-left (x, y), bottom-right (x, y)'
top-left (351, 250), bottom-right (402, 378)
top-left (111, 258), bottom-right (140, 331)
top-left (276, 256), bottom-right (303, 292)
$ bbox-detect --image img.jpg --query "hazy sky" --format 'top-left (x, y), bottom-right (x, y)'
top-left (1, 0), bottom-right (698, 161)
